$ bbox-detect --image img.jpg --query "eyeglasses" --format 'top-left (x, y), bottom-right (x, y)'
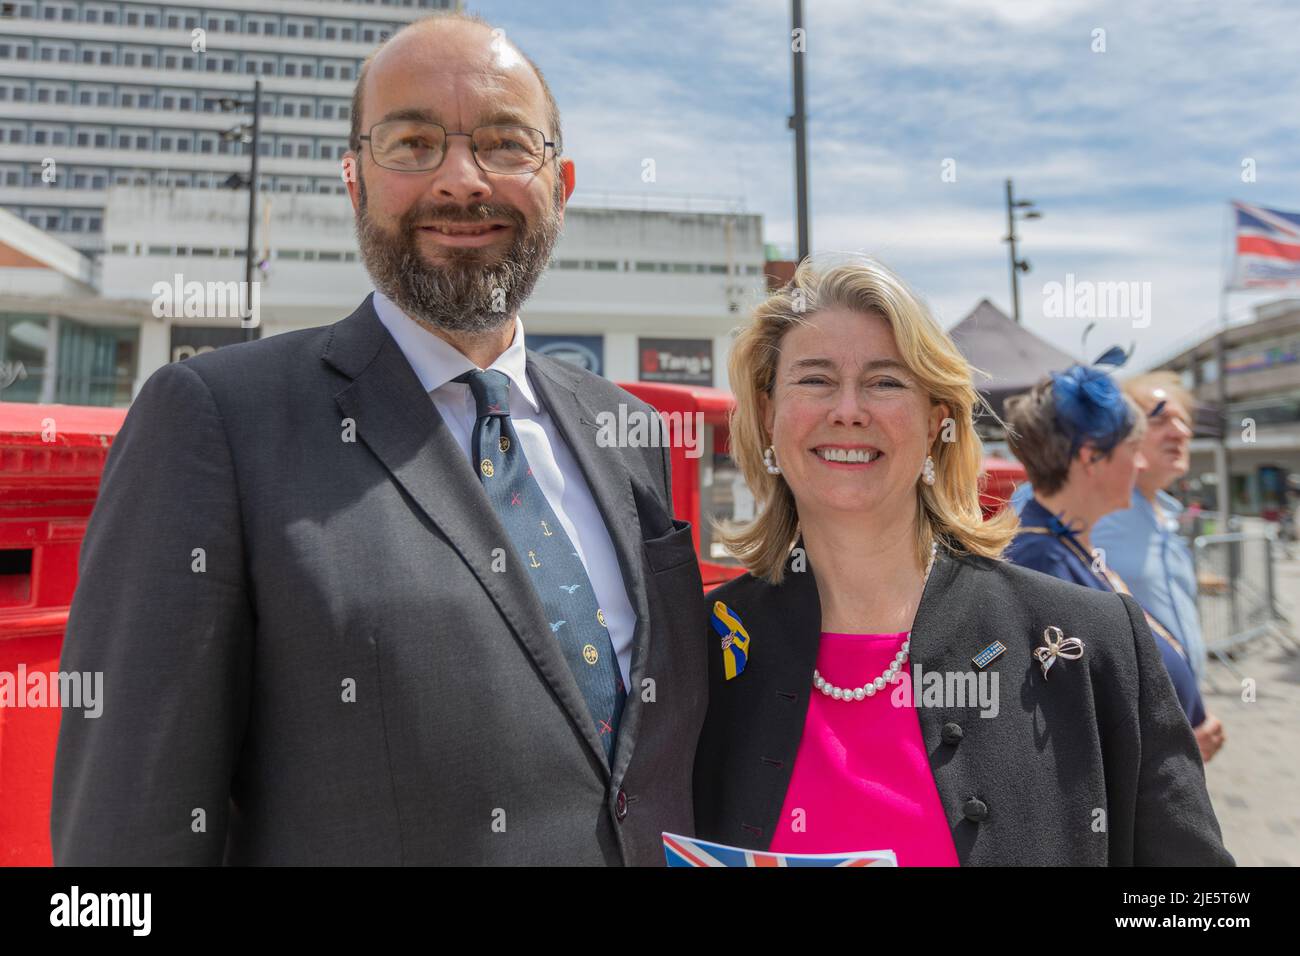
top-left (358, 120), bottom-right (558, 175)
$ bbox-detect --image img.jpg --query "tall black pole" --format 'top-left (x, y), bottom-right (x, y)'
top-left (1005, 178), bottom-right (1020, 324)
top-left (244, 78), bottom-right (261, 342)
top-left (790, 0), bottom-right (810, 262)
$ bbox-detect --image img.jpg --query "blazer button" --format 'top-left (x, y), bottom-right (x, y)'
top-left (941, 722), bottom-right (964, 745)
top-left (962, 798), bottom-right (988, 822)
top-left (615, 788), bottom-right (628, 823)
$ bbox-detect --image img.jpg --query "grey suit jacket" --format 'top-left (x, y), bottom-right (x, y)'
top-left (52, 294), bottom-right (708, 865)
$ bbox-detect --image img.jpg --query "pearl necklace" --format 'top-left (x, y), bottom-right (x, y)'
top-left (812, 541), bottom-right (939, 702)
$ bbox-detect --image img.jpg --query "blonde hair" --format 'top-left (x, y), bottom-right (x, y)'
top-left (717, 254), bottom-right (1017, 584)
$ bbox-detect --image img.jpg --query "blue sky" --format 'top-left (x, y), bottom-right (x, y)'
top-left (483, 0), bottom-right (1300, 370)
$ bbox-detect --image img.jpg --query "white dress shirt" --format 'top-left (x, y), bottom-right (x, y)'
top-left (372, 291), bottom-right (634, 688)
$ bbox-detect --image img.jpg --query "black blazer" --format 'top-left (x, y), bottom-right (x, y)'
top-left (692, 544), bottom-right (1233, 865)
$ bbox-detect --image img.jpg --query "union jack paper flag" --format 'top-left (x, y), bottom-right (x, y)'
top-left (1230, 200), bottom-right (1300, 289)
top-left (662, 832), bottom-right (897, 867)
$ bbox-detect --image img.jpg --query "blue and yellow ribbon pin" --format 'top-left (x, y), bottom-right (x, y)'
top-left (710, 601), bottom-right (750, 680)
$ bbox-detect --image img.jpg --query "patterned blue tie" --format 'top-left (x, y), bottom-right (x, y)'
top-left (454, 369), bottom-right (626, 761)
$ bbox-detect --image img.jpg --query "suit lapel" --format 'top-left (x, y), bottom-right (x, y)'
top-left (737, 544), bottom-right (825, 845)
top-left (526, 352), bottom-right (652, 787)
top-left (322, 297), bottom-right (611, 773)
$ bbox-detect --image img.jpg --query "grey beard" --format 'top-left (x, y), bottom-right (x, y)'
top-left (354, 173), bottom-right (564, 336)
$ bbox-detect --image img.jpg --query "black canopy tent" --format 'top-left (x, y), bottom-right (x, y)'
top-left (947, 298), bottom-right (1080, 422)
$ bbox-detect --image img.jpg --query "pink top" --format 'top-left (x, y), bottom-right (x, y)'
top-left (768, 631), bottom-right (960, 866)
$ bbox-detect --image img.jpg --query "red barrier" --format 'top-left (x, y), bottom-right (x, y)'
top-left (0, 403), bottom-right (125, 866)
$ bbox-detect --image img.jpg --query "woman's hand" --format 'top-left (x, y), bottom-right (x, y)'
top-left (1195, 713), bottom-right (1226, 763)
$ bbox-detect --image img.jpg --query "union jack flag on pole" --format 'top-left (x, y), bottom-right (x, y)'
top-left (662, 832), bottom-right (897, 867)
top-left (1229, 200), bottom-right (1300, 289)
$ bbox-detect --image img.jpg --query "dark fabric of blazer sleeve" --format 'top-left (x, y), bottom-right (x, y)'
top-left (1115, 592), bottom-right (1233, 865)
top-left (51, 360), bottom-right (254, 865)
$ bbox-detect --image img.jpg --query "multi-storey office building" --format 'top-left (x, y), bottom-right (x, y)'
top-left (0, 0), bottom-right (457, 256)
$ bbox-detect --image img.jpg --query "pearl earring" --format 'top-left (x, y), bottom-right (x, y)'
top-left (763, 446), bottom-right (782, 475)
top-left (922, 455), bottom-right (936, 486)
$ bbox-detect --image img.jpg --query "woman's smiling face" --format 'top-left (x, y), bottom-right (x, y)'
top-left (762, 307), bottom-right (948, 519)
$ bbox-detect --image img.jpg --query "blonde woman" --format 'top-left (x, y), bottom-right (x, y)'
top-left (692, 255), bottom-right (1231, 866)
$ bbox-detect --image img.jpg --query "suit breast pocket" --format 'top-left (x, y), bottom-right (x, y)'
top-left (643, 518), bottom-right (701, 574)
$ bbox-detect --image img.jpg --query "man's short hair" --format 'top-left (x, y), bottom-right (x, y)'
top-left (348, 11), bottom-right (563, 162)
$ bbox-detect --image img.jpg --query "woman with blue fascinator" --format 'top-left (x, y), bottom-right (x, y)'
top-left (1004, 357), bottom-right (1208, 729)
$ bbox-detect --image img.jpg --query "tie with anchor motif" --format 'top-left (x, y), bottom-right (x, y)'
top-left (454, 369), bottom-right (626, 762)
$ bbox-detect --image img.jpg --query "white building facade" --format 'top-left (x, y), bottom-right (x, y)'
top-left (0, 0), bottom-right (454, 256)
top-left (3, 186), bottom-right (767, 401)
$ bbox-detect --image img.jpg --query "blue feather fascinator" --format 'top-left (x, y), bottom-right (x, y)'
top-left (1050, 345), bottom-right (1137, 457)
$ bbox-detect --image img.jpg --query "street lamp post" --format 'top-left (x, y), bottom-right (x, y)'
top-left (789, 0), bottom-right (810, 263)
top-left (218, 79), bottom-right (262, 342)
top-left (1004, 178), bottom-right (1042, 324)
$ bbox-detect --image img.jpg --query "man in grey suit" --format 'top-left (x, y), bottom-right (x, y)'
top-left (52, 12), bottom-right (707, 865)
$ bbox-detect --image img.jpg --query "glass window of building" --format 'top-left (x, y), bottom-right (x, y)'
top-left (0, 315), bottom-right (50, 403)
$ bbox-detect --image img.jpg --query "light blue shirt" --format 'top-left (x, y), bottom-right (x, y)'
top-left (1092, 489), bottom-right (1207, 682)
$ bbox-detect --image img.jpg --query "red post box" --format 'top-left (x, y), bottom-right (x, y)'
top-left (979, 456), bottom-right (1028, 517)
top-left (0, 402), bottom-right (125, 865)
top-left (618, 382), bottom-right (748, 589)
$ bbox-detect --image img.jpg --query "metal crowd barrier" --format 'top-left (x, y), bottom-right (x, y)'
top-left (1192, 531), bottom-right (1298, 682)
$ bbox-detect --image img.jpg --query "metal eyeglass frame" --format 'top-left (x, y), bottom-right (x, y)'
top-left (358, 121), bottom-right (560, 175)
